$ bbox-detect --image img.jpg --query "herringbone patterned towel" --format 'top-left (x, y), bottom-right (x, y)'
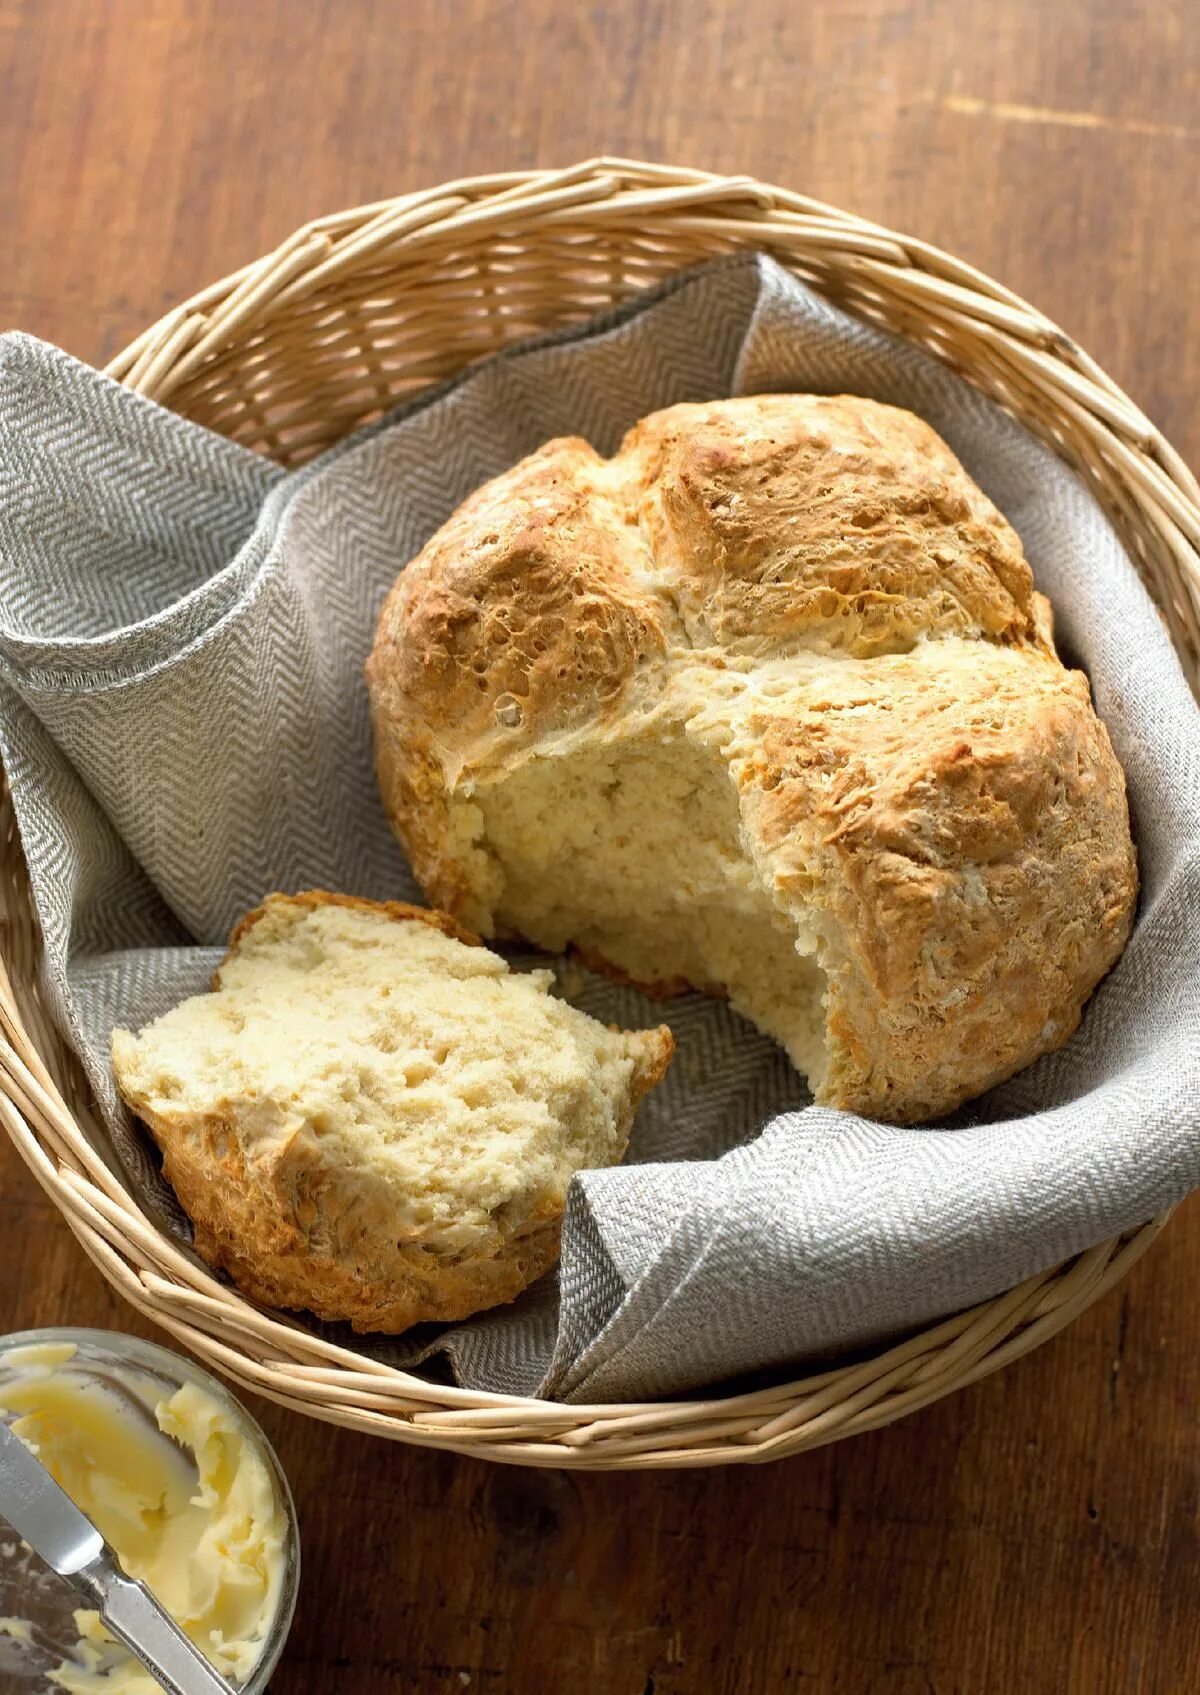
top-left (1, 256), bottom-right (1197, 1402)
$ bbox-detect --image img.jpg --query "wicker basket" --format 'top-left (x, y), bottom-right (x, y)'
top-left (2, 159), bottom-right (1196, 1469)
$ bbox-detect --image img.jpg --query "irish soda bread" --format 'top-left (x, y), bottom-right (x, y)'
top-left (111, 892), bottom-right (672, 1332)
top-left (367, 395), bottom-right (1137, 1123)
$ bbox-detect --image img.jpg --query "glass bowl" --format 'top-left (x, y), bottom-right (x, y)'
top-left (0, 1327), bottom-right (300, 1691)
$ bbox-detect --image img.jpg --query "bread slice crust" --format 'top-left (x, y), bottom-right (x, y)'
top-left (113, 891), bottom-right (672, 1332)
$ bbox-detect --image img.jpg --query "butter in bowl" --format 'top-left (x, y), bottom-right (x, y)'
top-left (0, 1329), bottom-right (299, 1692)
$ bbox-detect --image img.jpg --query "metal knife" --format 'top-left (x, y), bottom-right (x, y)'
top-left (0, 1417), bottom-right (236, 1695)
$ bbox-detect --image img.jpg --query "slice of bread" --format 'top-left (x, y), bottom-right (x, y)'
top-left (111, 891), bottom-right (673, 1333)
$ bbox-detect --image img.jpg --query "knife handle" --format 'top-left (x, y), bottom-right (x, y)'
top-left (81, 1548), bottom-right (237, 1695)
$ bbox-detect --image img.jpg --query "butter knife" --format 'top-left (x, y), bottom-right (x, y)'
top-left (0, 1417), bottom-right (236, 1695)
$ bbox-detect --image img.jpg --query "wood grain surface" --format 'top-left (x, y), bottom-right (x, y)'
top-left (2, 3), bottom-right (1198, 1691)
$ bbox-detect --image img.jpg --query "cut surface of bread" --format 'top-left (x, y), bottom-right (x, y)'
top-left (367, 395), bottom-right (1137, 1124)
top-left (111, 892), bottom-right (673, 1333)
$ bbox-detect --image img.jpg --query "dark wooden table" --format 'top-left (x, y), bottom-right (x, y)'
top-left (3, 4), bottom-right (1199, 1690)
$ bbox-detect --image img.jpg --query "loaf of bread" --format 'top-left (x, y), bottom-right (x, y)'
top-left (111, 892), bottom-right (672, 1332)
top-left (367, 395), bottom-right (1137, 1123)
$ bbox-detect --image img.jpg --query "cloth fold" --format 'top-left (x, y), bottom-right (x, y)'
top-left (0, 255), bottom-right (1196, 1403)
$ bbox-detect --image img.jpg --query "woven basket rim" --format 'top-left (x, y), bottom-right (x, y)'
top-left (2, 157), bottom-right (1195, 1467)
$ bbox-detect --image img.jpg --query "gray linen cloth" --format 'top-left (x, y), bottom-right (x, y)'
top-left (1, 254), bottom-right (1197, 1403)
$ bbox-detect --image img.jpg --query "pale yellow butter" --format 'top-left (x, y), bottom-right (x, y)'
top-left (0, 1346), bottom-right (287, 1691)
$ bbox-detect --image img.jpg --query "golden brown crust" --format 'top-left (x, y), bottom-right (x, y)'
top-left (365, 437), bottom-right (668, 923)
top-left (225, 888), bottom-right (480, 960)
top-left (621, 1021), bottom-right (675, 1102)
top-left (367, 438), bottom-right (665, 754)
top-left (739, 646), bottom-right (1136, 1120)
top-left (129, 1092), bottom-right (566, 1334)
top-left (117, 892), bottom-right (674, 1334)
top-left (366, 394), bottom-right (1138, 1123)
top-left (626, 395), bottom-right (1045, 657)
